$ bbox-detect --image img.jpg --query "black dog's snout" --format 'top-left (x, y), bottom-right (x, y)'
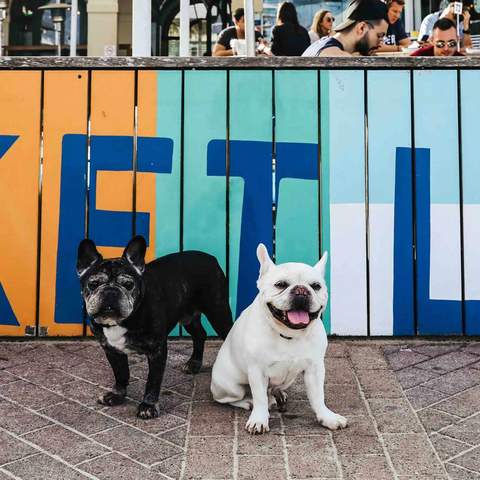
top-left (292, 285), bottom-right (310, 297)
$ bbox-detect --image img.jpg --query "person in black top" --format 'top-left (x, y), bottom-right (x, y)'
top-left (270, 2), bottom-right (311, 56)
top-left (376, 0), bottom-right (411, 53)
top-left (302, 0), bottom-right (388, 56)
top-left (213, 8), bottom-right (262, 56)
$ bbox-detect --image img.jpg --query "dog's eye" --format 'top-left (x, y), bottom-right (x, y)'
top-left (123, 280), bottom-right (134, 291)
top-left (311, 282), bottom-right (321, 291)
top-left (88, 280), bottom-right (99, 290)
top-left (275, 281), bottom-right (289, 289)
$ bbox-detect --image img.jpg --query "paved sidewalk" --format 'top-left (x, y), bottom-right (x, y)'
top-left (0, 339), bottom-right (479, 480)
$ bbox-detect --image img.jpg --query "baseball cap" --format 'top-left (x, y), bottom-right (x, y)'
top-left (335, 0), bottom-right (388, 31)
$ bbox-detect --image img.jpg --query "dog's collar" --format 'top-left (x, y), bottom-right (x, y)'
top-left (279, 333), bottom-right (293, 340)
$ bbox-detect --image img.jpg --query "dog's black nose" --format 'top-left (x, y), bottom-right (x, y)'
top-left (293, 285), bottom-right (310, 297)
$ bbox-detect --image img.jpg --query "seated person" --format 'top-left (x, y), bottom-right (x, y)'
top-left (308, 10), bottom-right (334, 43)
top-left (302, 0), bottom-right (388, 57)
top-left (213, 8), bottom-right (263, 56)
top-left (377, 0), bottom-right (412, 52)
top-left (419, 2), bottom-right (471, 48)
top-left (411, 17), bottom-right (464, 55)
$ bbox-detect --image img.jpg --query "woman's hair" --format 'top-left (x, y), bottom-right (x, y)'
top-left (276, 2), bottom-right (300, 26)
top-left (310, 9), bottom-right (332, 37)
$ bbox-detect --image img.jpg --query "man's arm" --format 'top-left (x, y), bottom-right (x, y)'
top-left (213, 43), bottom-right (233, 56)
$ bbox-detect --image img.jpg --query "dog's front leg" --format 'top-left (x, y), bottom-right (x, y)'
top-left (304, 362), bottom-right (347, 430)
top-left (99, 347), bottom-right (129, 406)
top-left (245, 366), bottom-right (270, 434)
top-left (137, 344), bottom-right (167, 420)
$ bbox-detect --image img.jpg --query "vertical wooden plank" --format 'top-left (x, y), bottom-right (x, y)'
top-left (89, 71), bottom-right (135, 259)
top-left (414, 70), bottom-right (462, 335)
top-left (183, 70), bottom-right (227, 334)
top-left (137, 70), bottom-right (181, 336)
top-left (367, 71), bottom-right (413, 336)
top-left (229, 70), bottom-right (273, 320)
top-left (39, 71), bottom-right (88, 336)
top-left (0, 72), bottom-right (41, 336)
top-left (274, 70), bottom-right (319, 268)
top-left (327, 70), bottom-right (367, 336)
top-left (460, 70), bottom-right (480, 335)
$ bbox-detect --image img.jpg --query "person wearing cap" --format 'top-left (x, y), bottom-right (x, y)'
top-left (376, 0), bottom-right (412, 52)
top-left (411, 17), bottom-right (464, 55)
top-left (213, 8), bottom-right (263, 56)
top-left (302, 0), bottom-right (388, 56)
top-left (418, 2), bottom-right (471, 48)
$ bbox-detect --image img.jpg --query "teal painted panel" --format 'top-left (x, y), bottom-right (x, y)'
top-left (156, 70), bottom-right (182, 337)
top-left (320, 71), bottom-right (331, 334)
top-left (275, 70), bottom-right (319, 266)
top-left (229, 70), bottom-right (272, 319)
top-left (414, 70), bottom-right (459, 204)
top-left (329, 70), bottom-right (365, 204)
top-left (155, 71), bottom-right (181, 260)
top-left (183, 70), bottom-right (227, 335)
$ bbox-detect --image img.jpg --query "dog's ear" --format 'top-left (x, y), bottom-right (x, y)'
top-left (77, 239), bottom-right (103, 278)
top-left (314, 251), bottom-right (328, 277)
top-left (123, 236), bottom-right (147, 275)
top-left (256, 243), bottom-right (274, 276)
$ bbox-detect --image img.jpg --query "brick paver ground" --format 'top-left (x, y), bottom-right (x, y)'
top-left (0, 339), bottom-right (479, 479)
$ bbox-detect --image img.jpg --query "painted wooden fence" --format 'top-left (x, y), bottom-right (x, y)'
top-left (0, 58), bottom-right (479, 337)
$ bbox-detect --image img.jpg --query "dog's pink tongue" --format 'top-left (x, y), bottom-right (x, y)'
top-left (287, 310), bottom-right (310, 325)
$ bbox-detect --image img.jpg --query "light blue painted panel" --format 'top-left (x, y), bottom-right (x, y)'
top-left (183, 70), bottom-right (227, 335)
top-left (229, 70), bottom-right (272, 319)
top-left (329, 70), bottom-right (365, 204)
top-left (414, 70), bottom-right (459, 204)
top-left (367, 70), bottom-right (412, 336)
top-left (274, 70), bottom-right (319, 266)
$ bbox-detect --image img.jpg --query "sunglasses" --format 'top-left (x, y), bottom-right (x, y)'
top-left (435, 40), bottom-right (457, 48)
top-left (325, 16), bottom-right (335, 22)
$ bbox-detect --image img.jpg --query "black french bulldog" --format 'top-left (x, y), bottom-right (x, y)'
top-left (77, 236), bottom-right (233, 419)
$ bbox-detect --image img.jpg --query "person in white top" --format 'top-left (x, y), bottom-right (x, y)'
top-left (308, 10), bottom-right (334, 43)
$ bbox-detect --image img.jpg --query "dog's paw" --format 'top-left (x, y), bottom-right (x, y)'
top-left (182, 358), bottom-right (202, 374)
top-left (97, 391), bottom-right (126, 406)
top-left (245, 410), bottom-right (270, 435)
top-left (273, 390), bottom-right (288, 413)
top-left (136, 402), bottom-right (159, 419)
top-left (318, 411), bottom-right (348, 430)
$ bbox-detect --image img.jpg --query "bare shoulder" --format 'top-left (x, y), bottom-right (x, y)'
top-left (319, 47), bottom-right (351, 57)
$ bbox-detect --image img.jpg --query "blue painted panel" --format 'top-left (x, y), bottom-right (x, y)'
top-left (414, 71), bottom-right (462, 335)
top-left (0, 136), bottom-right (18, 159)
top-left (274, 70), bottom-right (319, 266)
top-left (367, 71), bottom-right (413, 336)
top-left (55, 134), bottom-right (87, 324)
top-left (183, 71), bottom-right (227, 335)
top-left (460, 70), bottom-right (480, 335)
top-left (229, 71), bottom-right (272, 319)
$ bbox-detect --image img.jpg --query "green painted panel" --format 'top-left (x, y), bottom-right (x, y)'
top-left (275, 70), bottom-right (319, 267)
top-left (183, 70), bottom-right (227, 335)
top-left (229, 70), bottom-right (272, 319)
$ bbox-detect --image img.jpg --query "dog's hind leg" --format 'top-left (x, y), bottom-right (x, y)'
top-left (182, 315), bottom-right (206, 374)
top-left (201, 282), bottom-right (233, 340)
top-left (272, 388), bottom-right (288, 412)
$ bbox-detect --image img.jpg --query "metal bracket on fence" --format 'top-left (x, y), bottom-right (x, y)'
top-left (24, 326), bottom-right (36, 336)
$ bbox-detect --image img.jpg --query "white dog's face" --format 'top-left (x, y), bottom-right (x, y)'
top-left (256, 244), bottom-right (328, 331)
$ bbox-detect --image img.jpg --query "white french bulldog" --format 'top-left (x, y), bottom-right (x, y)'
top-left (211, 244), bottom-right (347, 434)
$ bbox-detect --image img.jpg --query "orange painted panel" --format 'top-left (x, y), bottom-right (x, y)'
top-left (89, 71), bottom-right (135, 259)
top-left (38, 71), bottom-right (88, 336)
top-left (137, 71), bottom-right (157, 263)
top-left (0, 72), bottom-right (41, 336)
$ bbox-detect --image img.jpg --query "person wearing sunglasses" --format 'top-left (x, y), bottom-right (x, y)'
top-left (411, 18), bottom-right (464, 56)
top-left (376, 0), bottom-right (412, 52)
top-left (303, 0), bottom-right (388, 56)
top-left (309, 10), bottom-right (335, 43)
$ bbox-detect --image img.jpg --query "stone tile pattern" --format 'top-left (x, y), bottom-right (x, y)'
top-left (1, 340), bottom-right (475, 479)
top-left (386, 341), bottom-right (480, 480)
